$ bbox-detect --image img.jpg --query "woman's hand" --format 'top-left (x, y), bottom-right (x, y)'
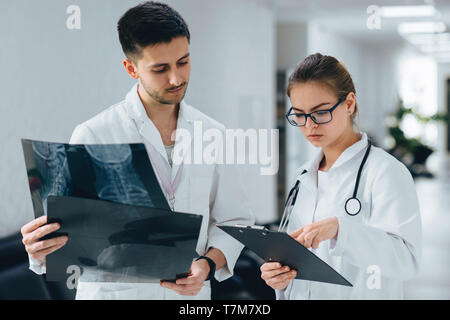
top-left (290, 217), bottom-right (339, 249)
top-left (260, 262), bottom-right (297, 290)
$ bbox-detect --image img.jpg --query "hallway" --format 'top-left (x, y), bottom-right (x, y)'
top-left (404, 156), bottom-right (450, 299)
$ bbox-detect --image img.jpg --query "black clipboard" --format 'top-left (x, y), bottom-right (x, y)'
top-left (218, 224), bottom-right (352, 287)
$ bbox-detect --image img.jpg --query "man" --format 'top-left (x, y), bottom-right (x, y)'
top-left (21, 1), bottom-right (254, 299)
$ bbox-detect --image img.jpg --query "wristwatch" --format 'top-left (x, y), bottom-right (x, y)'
top-left (196, 256), bottom-right (216, 281)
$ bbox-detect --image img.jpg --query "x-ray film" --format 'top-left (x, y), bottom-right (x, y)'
top-left (21, 140), bottom-right (202, 283)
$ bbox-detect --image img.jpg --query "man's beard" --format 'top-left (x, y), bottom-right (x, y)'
top-left (141, 79), bottom-right (188, 105)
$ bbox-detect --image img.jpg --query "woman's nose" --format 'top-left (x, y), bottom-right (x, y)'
top-left (305, 116), bottom-right (318, 129)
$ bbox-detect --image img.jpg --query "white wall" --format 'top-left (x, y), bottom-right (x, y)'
top-left (307, 22), bottom-right (401, 147)
top-left (276, 23), bottom-right (316, 187)
top-left (0, 0), bottom-right (276, 237)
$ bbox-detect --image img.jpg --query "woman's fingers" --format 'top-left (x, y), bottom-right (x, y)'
top-left (266, 270), bottom-right (297, 290)
top-left (261, 265), bottom-right (291, 281)
top-left (260, 261), bottom-right (298, 290)
top-left (289, 227), bottom-right (304, 239)
top-left (311, 236), bottom-right (323, 249)
top-left (260, 262), bottom-right (282, 272)
top-left (295, 229), bottom-right (319, 248)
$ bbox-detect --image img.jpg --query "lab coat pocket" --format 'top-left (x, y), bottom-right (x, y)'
top-left (189, 175), bottom-right (212, 255)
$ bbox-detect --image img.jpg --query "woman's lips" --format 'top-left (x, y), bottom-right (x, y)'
top-left (308, 134), bottom-right (323, 141)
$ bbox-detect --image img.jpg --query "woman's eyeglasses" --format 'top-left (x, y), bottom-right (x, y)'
top-left (285, 98), bottom-right (345, 127)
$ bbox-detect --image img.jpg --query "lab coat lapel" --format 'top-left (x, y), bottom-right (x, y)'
top-left (171, 101), bottom-right (194, 182)
top-left (294, 151), bottom-right (322, 226)
top-left (125, 82), bottom-right (168, 162)
top-left (329, 132), bottom-right (368, 171)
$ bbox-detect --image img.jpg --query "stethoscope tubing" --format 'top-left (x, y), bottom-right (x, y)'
top-left (279, 140), bottom-right (372, 232)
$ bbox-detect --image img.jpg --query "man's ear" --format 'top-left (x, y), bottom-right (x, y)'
top-left (123, 59), bottom-right (139, 80)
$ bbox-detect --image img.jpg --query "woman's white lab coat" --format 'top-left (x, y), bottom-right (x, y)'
top-left (29, 83), bottom-right (255, 299)
top-left (276, 133), bottom-right (422, 299)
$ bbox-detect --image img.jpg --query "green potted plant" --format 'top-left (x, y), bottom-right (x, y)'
top-left (386, 100), bottom-right (448, 178)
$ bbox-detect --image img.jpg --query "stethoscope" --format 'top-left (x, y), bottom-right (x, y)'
top-left (278, 140), bottom-right (372, 233)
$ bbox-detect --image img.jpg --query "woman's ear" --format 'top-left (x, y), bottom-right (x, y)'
top-left (345, 92), bottom-right (356, 116)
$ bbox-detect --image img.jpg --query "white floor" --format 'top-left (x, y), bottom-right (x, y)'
top-left (403, 154), bottom-right (450, 299)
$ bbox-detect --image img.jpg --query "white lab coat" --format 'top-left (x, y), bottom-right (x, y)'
top-left (29, 83), bottom-right (255, 299)
top-left (276, 133), bottom-right (422, 300)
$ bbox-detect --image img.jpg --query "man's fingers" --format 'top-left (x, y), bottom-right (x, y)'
top-left (161, 281), bottom-right (202, 295)
top-left (21, 216), bottom-right (47, 235)
top-left (176, 275), bottom-right (199, 285)
top-left (27, 236), bottom-right (68, 254)
top-left (161, 281), bottom-right (201, 291)
top-left (174, 289), bottom-right (201, 296)
top-left (30, 241), bottom-right (67, 261)
top-left (28, 223), bottom-right (60, 244)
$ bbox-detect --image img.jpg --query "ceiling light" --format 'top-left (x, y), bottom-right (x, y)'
top-left (398, 22), bottom-right (446, 34)
top-left (420, 43), bottom-right (450, 53)
top-left (381, 5), bottom-right (437, 17)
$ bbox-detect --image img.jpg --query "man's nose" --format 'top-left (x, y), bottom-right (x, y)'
top-left (168, 70), bottom-right (182, 87)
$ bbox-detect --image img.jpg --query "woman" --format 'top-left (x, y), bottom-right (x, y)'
top-left (260, 53), bottom-right (422, 299)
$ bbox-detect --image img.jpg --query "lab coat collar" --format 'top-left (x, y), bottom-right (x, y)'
top-left (125, 82), bottom-right (196, 124)
top-left (296, 132), bottom-right (368, 183)
top-left (125, 82), bottom-right (194, 174)
top-left (331, 132), bottom-right (368, 170)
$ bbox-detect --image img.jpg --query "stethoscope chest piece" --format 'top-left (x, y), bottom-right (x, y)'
top-left (345, 197), bottom-right (361, 216)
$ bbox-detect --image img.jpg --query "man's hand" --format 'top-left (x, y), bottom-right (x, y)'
top-left (290, 217), bottom-right (339, 249)
top-left (21, 215), bottom-right (68, 264)
top-left (160, 258), bottom-right (210, 296)
top-left (260, 262), bottom-right (297, 290)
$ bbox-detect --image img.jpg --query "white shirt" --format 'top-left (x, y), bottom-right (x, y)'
top-left (29, 83), bottom-right (255, 299)
top-left (276, 132), bottom-right (422, 300)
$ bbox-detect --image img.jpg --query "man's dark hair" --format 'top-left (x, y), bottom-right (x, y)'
top-left (117, 1), bottom-right (190, 60)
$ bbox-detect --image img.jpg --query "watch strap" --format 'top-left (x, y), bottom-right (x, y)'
top-left (195, 256), bottom-right (216, 281)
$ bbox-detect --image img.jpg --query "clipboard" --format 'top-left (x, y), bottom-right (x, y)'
top-left (218, 224), bottom-right (352, 287)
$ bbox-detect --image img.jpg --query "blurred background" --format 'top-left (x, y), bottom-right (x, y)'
top-left (0, 0), bottom-right (449, 299)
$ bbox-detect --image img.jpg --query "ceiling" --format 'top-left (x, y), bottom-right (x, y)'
top-left (261, 0), bottom-right (450, 62)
